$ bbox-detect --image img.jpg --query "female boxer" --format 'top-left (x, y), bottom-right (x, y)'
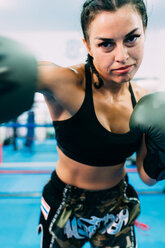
top-left (1, 0), bottom-right (161, 247)
top-left (36, 1), bottom-right (157, 247)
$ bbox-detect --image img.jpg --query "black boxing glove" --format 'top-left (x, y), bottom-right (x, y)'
top-left (0, 36), bottom-right (38, 123)
top-left (129, 92), bottom-right (165, 181)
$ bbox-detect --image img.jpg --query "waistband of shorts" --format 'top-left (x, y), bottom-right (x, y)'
top-left (50, 170), bottom-right (67, 191)
top-left (50, 170), bottom-right (128, 196)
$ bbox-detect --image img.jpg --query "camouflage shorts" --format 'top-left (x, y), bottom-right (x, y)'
top-left (38, 171), bottom-right (140, 248)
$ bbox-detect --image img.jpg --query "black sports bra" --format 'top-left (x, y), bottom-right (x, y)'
top-left (53, 64), bottom-right (142, 166)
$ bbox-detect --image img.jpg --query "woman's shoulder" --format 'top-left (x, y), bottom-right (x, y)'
top-left (38, 61), bottom-right (85, 80)
top-left (131, 81), bottom-right (150, 102)
top-left (67, 63), bottom-right (86, 86)
top-left (38, 62), bottom-right (86, 90)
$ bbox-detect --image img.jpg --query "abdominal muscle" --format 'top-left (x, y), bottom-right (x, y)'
top-left (56, 146), bottom-right (127, 190)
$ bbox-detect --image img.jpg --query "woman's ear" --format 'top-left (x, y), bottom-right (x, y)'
top-left (82, 37), bottom-right (93, 57)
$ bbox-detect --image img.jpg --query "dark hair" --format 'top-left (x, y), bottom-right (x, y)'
top-left (81, 0), bottom-right (148, 89)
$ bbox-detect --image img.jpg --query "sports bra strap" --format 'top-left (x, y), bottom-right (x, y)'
top-left (129, 81), bottom-right (137, 108)
top-left (85, 63), bottom-right (92, 93)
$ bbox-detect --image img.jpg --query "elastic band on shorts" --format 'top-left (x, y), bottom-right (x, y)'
top-left (51, 170), bottom-right (67, 190)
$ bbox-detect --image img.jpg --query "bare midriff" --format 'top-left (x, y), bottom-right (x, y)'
top-left (55, 146), bottom-right (127, 190)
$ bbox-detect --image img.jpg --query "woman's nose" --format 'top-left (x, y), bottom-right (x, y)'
top-left (114, 44), bottom-right (129, 64)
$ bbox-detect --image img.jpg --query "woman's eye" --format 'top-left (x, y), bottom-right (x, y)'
top-left (100, 42), bottom-right (111, 47)
top-left (98, 41), bottom-right (114, 51)
top-left (125, 34), bottom-right (141, 44)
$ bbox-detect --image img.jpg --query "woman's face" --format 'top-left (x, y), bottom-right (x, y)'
top-left (84, 5), bottom-right (145, 85)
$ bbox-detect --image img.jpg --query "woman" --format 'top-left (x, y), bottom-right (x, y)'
top-left (37, 0), bottom-right (155, 247)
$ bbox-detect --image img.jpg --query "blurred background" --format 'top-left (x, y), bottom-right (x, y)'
top-left (0, 1), bottom-right (165, 248)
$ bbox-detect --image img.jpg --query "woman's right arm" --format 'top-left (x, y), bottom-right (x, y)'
top-left (0, 34), bottom-right (84, 123)
top-left (37, 61), bottom-right (85, 121)
top-left (37, 61), bottom-right (84, 99)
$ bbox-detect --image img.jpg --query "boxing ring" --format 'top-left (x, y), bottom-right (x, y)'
top-left (0, 123), bottom-right (165, 248)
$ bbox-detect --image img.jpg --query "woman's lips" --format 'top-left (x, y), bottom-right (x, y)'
top-left (112, 65), bottom-right (133, 74)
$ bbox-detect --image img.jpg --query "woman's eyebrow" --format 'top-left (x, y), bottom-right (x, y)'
top-left (95, 28), bottom-right (140, 41)
top-left (95, 37), bottom-right (114, 41)
top-left (125, 28), bottom-right (139, 38)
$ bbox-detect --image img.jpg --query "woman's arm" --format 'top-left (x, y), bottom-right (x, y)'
top-left (0, 35), bottom-right (84, 124)
top-left (37, 61), bottom-right (85, 108)
top-left (37, 61), bottom-right (84, 96)
top-left (131, 83), bottom-right (157, 185)
top-left (130, 92), bottom-right (165, 185)
top-left (36, 61), bottom-right (86, 122)
top-left (136, 134), bottom-right (157, 186)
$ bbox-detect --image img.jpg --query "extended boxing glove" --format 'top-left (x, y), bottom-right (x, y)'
top-left (129, 92), bottom-right (165, 181)
top-left (0, 36), bottom-right (38, 123)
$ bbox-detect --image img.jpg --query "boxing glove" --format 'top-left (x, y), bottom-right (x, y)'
top-left (129, 92), bottom-right (165, 181)
top-left (0, 36), bottom-right (38, 123)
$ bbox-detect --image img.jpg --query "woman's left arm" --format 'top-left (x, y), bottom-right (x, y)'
top-left (130, 92), bottom-right (165, 186)
top-left (136, 134), bottom-right (157, 186)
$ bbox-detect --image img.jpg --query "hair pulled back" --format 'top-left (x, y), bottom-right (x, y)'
top-left (81, 0), bottom-right (148, 88)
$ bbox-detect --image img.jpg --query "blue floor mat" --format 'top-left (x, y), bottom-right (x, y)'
top-left (0, 197), bottom-right (41, 248)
